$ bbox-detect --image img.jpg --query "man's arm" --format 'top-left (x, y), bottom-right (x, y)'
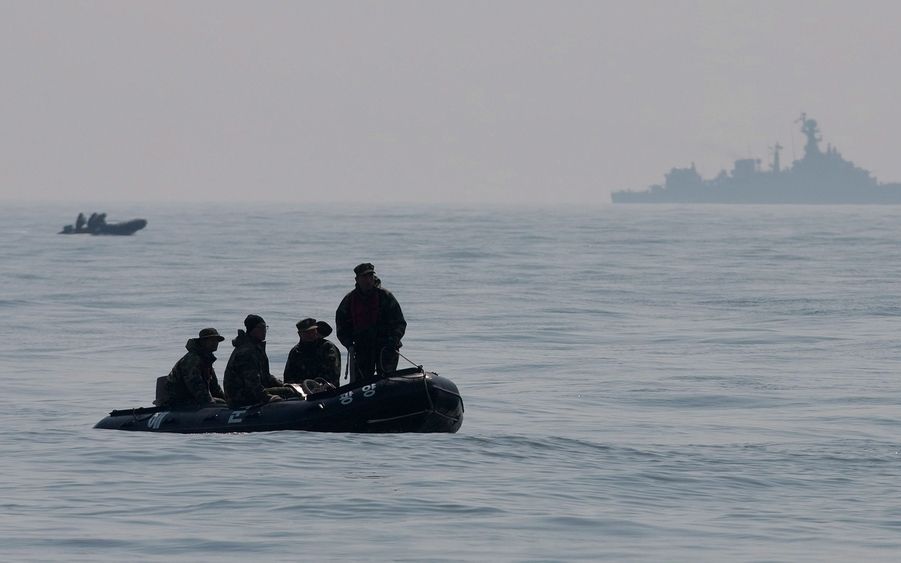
top-left (232, 349), bottom-right (269, 404)
top-left (335, 293), bottom-right (354, 348)
top-left (181, 355), bottom-right (214, 404)
top-left (383, 290), bottom-right (407, 344)
top-left (324, 342), bottom-right (342, 384)
top-left (283, 347), bottom-right (300, 383)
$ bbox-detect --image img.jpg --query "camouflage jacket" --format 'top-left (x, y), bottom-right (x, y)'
top-left (283, 339), bottom-right (342, 387)
top-left (335, 285), bottom-right (406, 349)
top-left (223, 330), bottom-right (283, 407)
top-left (164, 339), bottom-right (225, 406)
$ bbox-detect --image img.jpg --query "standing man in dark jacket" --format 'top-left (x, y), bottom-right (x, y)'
top-left (224, 314), bottom-right (297, 407)
top-left (162, 327), bottom-right (227, 407)
top-left (284, 318), bottom-right (342, 388)
top-left (336, 263), bottom-right (407, 382)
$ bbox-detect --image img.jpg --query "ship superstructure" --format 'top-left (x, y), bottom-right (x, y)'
top-left (612, 115), bottom-right (901, 203)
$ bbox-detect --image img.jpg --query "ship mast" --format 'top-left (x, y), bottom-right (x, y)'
top-left (769, 142), bottom-right (783, 173)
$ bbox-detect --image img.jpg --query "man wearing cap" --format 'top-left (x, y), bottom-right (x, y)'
top-left (162, 328), bottom-right (227, 407)
top-left (284, 318), bottom-right (342, 387)
top-left (224, 314), bottom-right (297, 407)
top-left (336, 263), bottom-right (407, 382)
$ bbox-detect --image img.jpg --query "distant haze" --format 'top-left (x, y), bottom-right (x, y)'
top-left (2, 0), bottom-right (901, 205)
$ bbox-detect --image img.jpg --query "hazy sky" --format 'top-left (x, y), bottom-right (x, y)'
top-left (3, 1), bottom-right (901, 205)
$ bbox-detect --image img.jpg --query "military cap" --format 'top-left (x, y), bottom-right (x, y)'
top-left (354, 263), bottom-right (375, 276)
top-left (198, 327), bottom-right (225, 341)
top-left (296, 318), bottom-right (333, 337)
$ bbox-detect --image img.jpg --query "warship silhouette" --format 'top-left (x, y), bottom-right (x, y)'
top-left (612, 114), bottom-right (901, 203)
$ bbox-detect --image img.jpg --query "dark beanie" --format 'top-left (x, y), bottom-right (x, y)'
top-left (244, 314), bottom-right (265, 332)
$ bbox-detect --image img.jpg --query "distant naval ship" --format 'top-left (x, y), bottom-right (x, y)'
top-left (611, 114), bottom-right (901, 203)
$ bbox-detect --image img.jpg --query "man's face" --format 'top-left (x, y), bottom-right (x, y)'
top-left (299, 327), bottom-right (319, 343)
top-left (199, 337), bottom-right (220, 353)
top-left (250, 323), bottom-right (267, 341)
top-left (356, 271), bottom-right (375, 291)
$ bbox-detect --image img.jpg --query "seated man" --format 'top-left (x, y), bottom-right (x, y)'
top-left (160, 327), bottom-right (227, 407)
top-left (224, 314), bottom-right (298, 407)
top-left (284, 318), bottom-right (342, 389)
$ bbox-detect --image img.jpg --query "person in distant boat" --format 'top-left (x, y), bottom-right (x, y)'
top-left (160, 327), bottom-right (227, 407)
top-left (336, 263), bottom-right (406, 382)
top-left (284, 318), bottom-right (342, 389)
top-left (85, 212), bottom-right (108, 233)
top-left (75, 212), bottom-right (86, 232)
top-left (86, 212), bottom-right (102, 232)
top-left (224, 314), bottom-right (297, 407)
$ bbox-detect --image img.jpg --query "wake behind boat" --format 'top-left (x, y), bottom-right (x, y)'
top-left (94, 367), bottom-right (463, 434)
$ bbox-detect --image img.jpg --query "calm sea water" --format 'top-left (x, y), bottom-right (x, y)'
top-left (2, 202), bottom-right (900, 562)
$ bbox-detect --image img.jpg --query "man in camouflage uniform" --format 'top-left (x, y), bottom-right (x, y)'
top-left (162, 327), bottom-right (227, 407)
top-left (223, 314), bottom-right (297, 407)
top-left (284, 318), bottom-right (342, 388)
top-left (336, 263), bottom-right (407, 382)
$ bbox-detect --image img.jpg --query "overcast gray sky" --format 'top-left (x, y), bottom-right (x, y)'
top-left (2, 0), bottom-right (900, 205)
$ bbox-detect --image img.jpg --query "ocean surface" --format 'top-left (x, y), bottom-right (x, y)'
top-left (2, 202), bottom-right (901, 562)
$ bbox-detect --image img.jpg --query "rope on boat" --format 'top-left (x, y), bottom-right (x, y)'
top-left (395, 349), bottom-right (422, 371)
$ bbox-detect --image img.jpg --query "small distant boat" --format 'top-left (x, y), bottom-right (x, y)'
top-left (94, 367), bottom-right (464, 434)
top-left (59, 212), bottom-right (147, 236)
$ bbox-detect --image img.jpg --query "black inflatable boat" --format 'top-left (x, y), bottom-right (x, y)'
top-left (59, 218), bottom-right (147, 235)
top-left (94, 367), bottom-right (463, 434)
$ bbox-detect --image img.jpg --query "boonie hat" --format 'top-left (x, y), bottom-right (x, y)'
top-left (198, 327), bottom-right (225, 341)
top-left (296, 318), bottom-right (333, 337)
top-left (354, 262), bottom-right (375, 276)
